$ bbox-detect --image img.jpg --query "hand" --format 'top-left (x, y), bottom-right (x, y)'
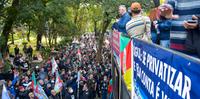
top-left (113, 29), bottom-right (118, 32)
top-left (155, 24), bottom-right (158, 29)
top-left (172, 15), bottom-right (179, 19)
top-left (15, 71), bottom-right (19, 76)
top-left (192, 15), bottom-right (198, 20)
top-left (184, 21), bottom-right (198, 29)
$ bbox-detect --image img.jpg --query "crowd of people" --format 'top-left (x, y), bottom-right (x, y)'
top-left (0, 34), bottom-right (113, 99)
top-left (0, 0), bottom-right (200, 99)
top-left (112, 0), bottom-right (200, 58)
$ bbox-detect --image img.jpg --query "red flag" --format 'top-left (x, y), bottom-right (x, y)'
top-left (31, 72), bottom-right (36, 90)
top-left (77, 48), bottom-right (81, 60)
top-left (120, 41), bottom-right (132, 74)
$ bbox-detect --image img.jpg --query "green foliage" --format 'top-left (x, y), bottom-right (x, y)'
top-left (3, 59), bottom-right (12, 73)
top-left (1, 0), bottom-right (155, 56)
top-left (0, 36), bottom-right (6, 53)
top-left (58, 36), bottom-right (73, 46)
top-left (40, 46), bottom-right (51, 60)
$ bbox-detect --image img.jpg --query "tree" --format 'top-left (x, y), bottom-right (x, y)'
top-left (87, 0), bottom-right (154, 61)
top-left (0, 0), bottom-right (19, 55)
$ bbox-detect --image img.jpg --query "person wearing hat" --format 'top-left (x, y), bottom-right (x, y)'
top-left (17, 86), bottom-right (30, 99)
top-left (115, 5), bottom-right (131, 34)
top-left (126, 2), bottom-right (151, 41)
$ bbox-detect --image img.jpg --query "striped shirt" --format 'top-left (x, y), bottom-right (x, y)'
top-left (126, 15), bottom-right (151, 38)
top-left (168, 0), bottom-right (200, 52)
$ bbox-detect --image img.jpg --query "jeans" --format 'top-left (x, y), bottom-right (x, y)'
top-left (160, 40), bottom-right (170, 48)
top-left (102, 90), bottom-right (107, 99)
top-left (109, 93), bottom-right (113, 99)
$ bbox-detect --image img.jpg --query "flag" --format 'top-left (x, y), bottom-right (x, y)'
top-left (2, 84), bottom-right (10, 99)
top-left (51, 57), bottom-right (58, 74)
top-left (120, 35), bottom-right (131, 73)
top-left (77, 71), bottom-right (81, 88)
top-left (31, 72), bottom-right (37, 90)
top-left (77, 48), bottom-right (81, 61)
top-left (54, 71), bottom-right (63, 93)
top-left (34, 84), bottom-right (48, 99)
top-left (160, 0), bottom-right (166, 4)
top-left (120, 40), bottom-right (133, 91)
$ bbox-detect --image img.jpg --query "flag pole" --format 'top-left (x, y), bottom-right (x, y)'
top-left (77, 45), bottom-right (81, 99)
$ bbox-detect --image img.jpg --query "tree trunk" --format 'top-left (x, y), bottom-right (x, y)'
top-left (11, 33), bottom-right (14, 44)
top-left (0, 0), bottom-right (19, 55)
top-left (36, 31), bottom-right (42, 50)
top-left (45, 35), bottom-right (48, 47)
top-left (96, 12), bottom-right (111, 62)
top-left (48, 32), bottom-right (52, 48)
top-left (74, 4), bottom-right (80, 24)
top-left (54, 33), bottom-right (57, 45)
top-left (94, 20), bottom-right (98, 38)
top-left (36, 1), bottom-right (47, 51)
top-left (27, 24), bottom-right (31, 42)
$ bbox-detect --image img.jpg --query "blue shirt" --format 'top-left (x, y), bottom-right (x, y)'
top-left (168, 0), bottom-right (200, 51)
top-left (158, 18), bottom-right (172, 40)
top-left (117, 12), bottom-right (131, 34)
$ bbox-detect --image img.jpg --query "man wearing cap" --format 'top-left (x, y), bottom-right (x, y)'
top-left (126, 2), bottom-right (151, 40)
top-left (115, 5), bottom-right (131, 34)
top-left (17, 86), bottom-right (30, 99)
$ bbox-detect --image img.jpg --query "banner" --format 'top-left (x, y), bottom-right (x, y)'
top-left (133, 39), bottom-right (200, 99)
top-left (112, 31), bottom-right (120, 66)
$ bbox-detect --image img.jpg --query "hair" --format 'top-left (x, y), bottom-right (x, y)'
top-left (131, 8), bottom-right (141, 14)
top-left (119, 5), bottom-right (127, 10)
top-left (149, 8), bottom-right (160, 21)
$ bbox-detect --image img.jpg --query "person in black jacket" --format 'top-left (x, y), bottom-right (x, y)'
top-left (17, 86), bottom-right (30, 99)
top-left (27, 45), bottom-right (33, 58)
top-left (49, 90), bottom-right (60, 99)
top-left (81, 83), bottom-right (90, 99)
top-left (14, 45), bottom-right (19, 56)
top-left (184, 15), bottom-right (200, 58)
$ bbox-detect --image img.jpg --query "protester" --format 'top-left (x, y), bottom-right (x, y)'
top-left (167, 0), bottom-right (200, 55)
top-left (184, 15), bottom-right (200, 58)
top-left (23, 44), bottom-right (27, 56)
top-left (157, 4), bottom-right (173, 48)
top-left (28, 92), bottom-right (35, 99)
top-left (0, 33), bottom-right (112, 99)
top-left (126, 2), bottom-right (151, 41)
top-left (149, 8), bottom-right (160, 44)
top-left (101, 76), bottom-right (108, 99)
top-left (14, 45), bottom-right (20, 56)
top-left (81, 83), bottom-right (90, 99)
top-left (116, 5), bottom-right (131, 34)
top-left (27, 45), bottom-right (33, 58)
top-left (17, 86), bottom-right (30, 99)
top-left (49, 90), bottom-right (60, 99)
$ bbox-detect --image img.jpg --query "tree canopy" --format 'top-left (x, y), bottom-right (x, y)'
top-left (0, 0), bottom-right (158, 58)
